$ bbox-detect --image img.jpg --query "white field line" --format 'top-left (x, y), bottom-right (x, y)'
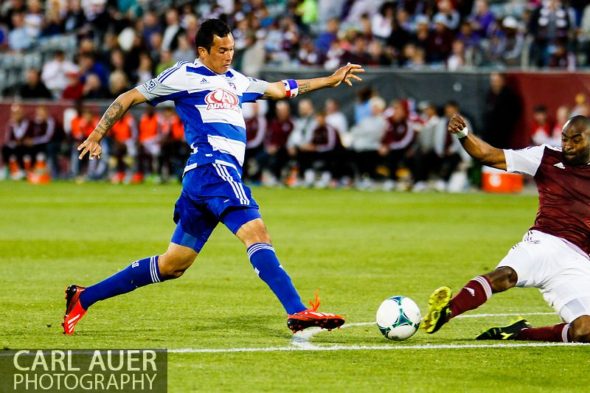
top-left (169, 342), bottom-right (589, 354)
top-left (168, 312), bottom-right (580, 354)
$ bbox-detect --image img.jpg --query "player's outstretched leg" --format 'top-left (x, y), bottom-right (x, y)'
top-left (246, 242), bottom-right (344, 332)
top-left (423, 275), bottom-right (494, 334)
top-left (477, 315), bottom-right (590, 342)
top-left (476, 318), bottom-right (532, 340)
top-left (63, 256), bottom-right (166, 335)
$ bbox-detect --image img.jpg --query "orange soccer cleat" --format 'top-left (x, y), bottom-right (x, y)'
top-left (287, 292), bottom-right (345, 333)
top-left (62, 285), bottom-right (87, 335)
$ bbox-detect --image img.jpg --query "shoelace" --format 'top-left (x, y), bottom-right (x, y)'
top-left (308, 290), bottom-right (320, 312)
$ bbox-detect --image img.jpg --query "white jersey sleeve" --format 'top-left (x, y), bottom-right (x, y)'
top-left (504, 145), bottom-right (547, 176)
top-left (136, 62), bottom-right (191, 105)
top-left (241, 77), bottom-right (269, 103)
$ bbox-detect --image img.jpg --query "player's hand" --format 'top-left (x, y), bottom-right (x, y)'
top-left (448, 114), bottom-right (468, 136)
top-left (78, 134), bottom-right (102, 160)
top-left (329, 63), bottom-right (365, 87)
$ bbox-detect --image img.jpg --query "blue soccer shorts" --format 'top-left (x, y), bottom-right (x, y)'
top-left (171, 161), bottom-right (261, 252)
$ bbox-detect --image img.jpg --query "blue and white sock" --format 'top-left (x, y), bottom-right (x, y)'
top-left (247, 243), bottom-right (306, 314)
top-left (79, 256), bottom-right (164, 309)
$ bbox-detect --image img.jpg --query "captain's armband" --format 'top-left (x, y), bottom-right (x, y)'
top-left (282, 79), bottom-right (299, 98)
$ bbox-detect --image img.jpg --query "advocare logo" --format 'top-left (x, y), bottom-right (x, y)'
top-left (205, 89), bottom-right (239, 111)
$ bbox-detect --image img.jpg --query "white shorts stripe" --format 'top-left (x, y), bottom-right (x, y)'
top-left (214, 163), bottom-right (249, 205)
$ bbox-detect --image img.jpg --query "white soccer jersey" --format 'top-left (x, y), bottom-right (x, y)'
top-left (136, 59), bottom-right (269, 170)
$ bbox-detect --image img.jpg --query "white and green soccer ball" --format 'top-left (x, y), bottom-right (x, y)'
top-left (376, 296), bottom-right (421, 340)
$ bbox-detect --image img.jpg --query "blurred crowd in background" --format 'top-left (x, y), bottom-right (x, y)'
top-left (2, 0), bottom-right (589, 190)
top-left (3, 70), bottom-right (588, 191)
top-left (2, 0), bottom-right (590, 99)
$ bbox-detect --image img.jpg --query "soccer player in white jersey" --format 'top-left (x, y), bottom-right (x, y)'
top-left (422, 114), bottom-right (590, 342)
top-left (63, 19), bottom-right (364, 335)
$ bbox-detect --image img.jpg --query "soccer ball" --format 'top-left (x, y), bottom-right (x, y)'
top-left (376, 296), bottom-right (421, 341)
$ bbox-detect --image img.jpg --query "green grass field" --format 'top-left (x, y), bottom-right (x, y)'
top-left (0, 182), bottom-right (588, 392)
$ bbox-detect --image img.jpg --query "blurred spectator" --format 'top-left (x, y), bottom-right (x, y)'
top-left (354, 86), bottom-right (375, 124)
top-left (572, 93), bottom-right (589, 116)
top-left (69, 104), bottom-right (99, 178)
top-left (173, 33), bottom-right (196, 63)
top-left (135, 53), bottom-right (154, 85)
top-left (371, 2), bottom-right (395, 40)
top-left (470, 0), bottom-right (495, 37)
top-left (298, 111), bottom-right (341, 188)
top-left (241, 33), bottom-right (266, 77)
top-left (78, 52), bottom-right (109, 88)
top-left (259, 100), bottom-right (294, 185)
top-left (28, 105), bottom-right (57, 167)
top-left (412, 102), bottom-right (442, 192)
top-left (433, 101), bottom-right (471, 191)
top-left (428, 14), bottom-right (454, 63)
top-left (530, 105), bottom-right (553, 145)
top-left (137, 106), bottom-right (162, 182)
top-left (379, 99), bottom-right (416, 190)
top-left (434, 0), bottom-right (460, 31)
top-left (325, 98), bottom-right (349, 146)
top-left (82, 73), bottom-right (108, 99)
top-left (287, 98), bottom-right (316, 182)
top-left (529, 0), bottom-right (574, 67)
top-left (109, 113), bottom-right (137, 183)
top-left (8, 12), bottom-right (33, 51)
top-left (108, 70), bottom-right (129, 98)
top-left (16, 69), bottom-right (53, 99)
top-left (2, 103), bottom-right (30, 179)
top-left (315, 17), bottom-right (339, 55)
top-left (447, 39), bottom-right (467, 70)
top-left (159, 106), bottom-right (187, 182)
top-left (161, 9), bottom-right (183, 52)
top-left (500, 16), bottom-right (525, 67)
top-left (482, 72), bottom-right (522, 149)
top-left (244, 101), bottom-right (267, 183)
top-left (62, 70), bottom-right (83, 100)
top-left (24, 0), bottom-right (43, 40)
top-left (550, 105), bottom-right (570, 146)
top-left (349, 96), bottom-right (387, 186)
top-left (548, 40), bottom-right (575, 70)
top-left (42, 50), bottom-right (79, 98)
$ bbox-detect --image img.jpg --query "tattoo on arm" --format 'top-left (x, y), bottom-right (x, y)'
top-left (298, 81), bottom-right (311, 95)
top-left (96, 101), bottom-right (125, 137)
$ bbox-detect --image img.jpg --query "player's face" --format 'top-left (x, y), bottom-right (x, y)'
top-left (561, 125), bottom-right (590, 166)
top-left (199, 34), bottom-right (235, 74)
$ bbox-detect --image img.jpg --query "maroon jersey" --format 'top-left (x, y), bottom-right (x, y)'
top-left (265, 118), bottom-right (294, 149)
top-left (4, 119), bottom-right (30, 148)
top-left (506, 145), bottom-right (590, 255)
top-left (245, 115), bottom-right (266, 149)
top-left (381, 119), bottom-right (415, 150)
top-left (310, 124), bottom-right (341, 153)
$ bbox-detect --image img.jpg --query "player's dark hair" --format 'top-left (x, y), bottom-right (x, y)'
top-left (196, 19), bottom-right (231, 53)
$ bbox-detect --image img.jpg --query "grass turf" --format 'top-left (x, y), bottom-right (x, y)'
top-left (0, 181), bottom-right (587, 392)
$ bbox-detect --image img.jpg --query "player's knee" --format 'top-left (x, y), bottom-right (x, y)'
top-left (158, 253), bottom-right (196, 279)
top-left (569, 316), bottom-right (590, 342)
top-left (486, 266), bottom-right (517, 292)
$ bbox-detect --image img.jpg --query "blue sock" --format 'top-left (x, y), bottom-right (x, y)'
top-left (247, 243), bottom-right (306, 314)
top-left (79, 256), bottom-right (164, 309)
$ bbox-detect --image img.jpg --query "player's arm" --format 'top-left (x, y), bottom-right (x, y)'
top-left (262, 63), bottom-right (365, 100)
top-left (449, 113), bottom-right (507, 170)
top-left (78, 88), bottom-right (147, 159)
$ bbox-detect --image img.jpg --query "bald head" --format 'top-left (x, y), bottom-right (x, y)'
top-left (562, 115), bottom-right (590, 165)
